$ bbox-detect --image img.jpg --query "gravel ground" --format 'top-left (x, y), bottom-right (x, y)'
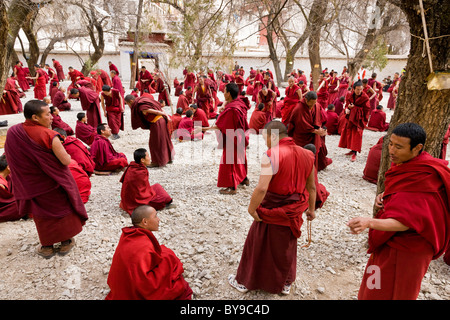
top-left (0, 80), bottom-right (448, 300)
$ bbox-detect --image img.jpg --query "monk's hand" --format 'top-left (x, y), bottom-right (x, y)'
top-left (348, 103), bottom-right (355, 109)
top-left (249, 210), bottom-right (262, 222)
top-left (305, 208), bottom-right (315, 221)
top-left (375, 192), bottom-right (384, 209)
top-left (347, 217), bottom-right (370, 234)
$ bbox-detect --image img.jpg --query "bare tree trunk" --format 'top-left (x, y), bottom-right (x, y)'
top-left (375, 0), bottom-right (450, 215)
top-left (22, 11), bottom-right (40, 73)
top-left (308, 0), bottom-right (328, 90)
top-left (130, 0), bottom-right (143, 89)
top-left (0, 1), bottom-right (9, 95)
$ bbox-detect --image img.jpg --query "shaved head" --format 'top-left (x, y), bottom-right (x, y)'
top-left (264, 120), bottom-right (288, 137)
top-left (131, 205), bottom-right (155, 227)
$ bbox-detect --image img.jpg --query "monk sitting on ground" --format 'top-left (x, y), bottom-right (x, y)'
top-left (106, 205), bottom-right (192, 300)
top-left (367, 105), bottom-right (389, 132)
top-left (0, 154), bottom-right (28, 222)
top-left (175, 110), bottom-right (204, 141)
top-left (50, 106), bottom-right (74, 136)
top-left (90, 123), bottom-right (128, 174)
top-left (362, 136), bottom-right (385, 184)
top-left (75, 112), bottom-right (96, 146)
top-left (249, 103), bottom-right (267, 134)
top-left (325, 104), bottom-right (339, 135)
top-left (119, 148), bottom-right (174, 215)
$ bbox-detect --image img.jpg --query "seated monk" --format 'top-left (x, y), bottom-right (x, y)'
top-left (176, 90), bottom-right (190, 114)
top-left (50, 106), bottom-right (74, 136)
top-left (325, 104), bottom-right (339, 135)
top-left (119, 148), bottom-right (174, 214)
top-left (0, 154), bottom-right (28, 222)
top-left (170, 108), bottom-right (183, 136)
top-left (52, 85), bottom-right (71, 111)
top-left (75, 112), bottom-right (96, 146)
top-left (362, 136), bottom-right (385, 184)
top-left (105, 205), bottom-right (193, 300)
top-left (175, 110), bottom-right (204, 141)
top-left (68, 159), bottom-right (91, 204)
top-left (367, 105), bottom-right (389, 132)
top-left (190, 104), bottom-right (210, 128)
top-left (90, 123), bottom-right (128, 174)
top-left (54, 128), bottom-right (95, 177)
top-left (249, 103), bottom-right (267, 134)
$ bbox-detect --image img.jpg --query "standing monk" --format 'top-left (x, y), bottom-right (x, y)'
top-left (229, 120), bottom-right (316, 295)
top-left (27, 64), bottom-right (47, 100)
top-left (207, 83), bottom-right (249, 195)
top-left (338, 81), bottom-right (371, 162)
top-left (256, 86), bottom-right (276, 124)
top-left (110, 70), bottom-right (125, 108)
top-left (108, 61), bottom-right (119, 76)
top-left (70, 85), bottom-right (103, 129)
top-left (138, 66), bottom-right (153, 96)
top-left (288, 91), bottom-right (329, 171)
top-left (348, 123), bottom-right (450, 300)
top-left (316, 73), bottom-right (328, 109)
top-left (0, 76), bottom-right (22, 115)
top-left (101, 85), bottom-right (124, 140)
top-left (251, 69), bottom-right (264, 102)
top-left (154, 73), bottom-right (171, 107)
top-left (13, 61), bottom-right (30, 92)
top-left (52, 59), bottom-right (65, 82)
top-left (194, 76), bottom-right (214, 119)
top-left (4, 100), bottom-right (88, 258)
top-left (327, 71), bottom-right (340, 105)
top-left (125, 95), bottom-right (174, 168)
top-left (281, 77), bottom-right (302, 126)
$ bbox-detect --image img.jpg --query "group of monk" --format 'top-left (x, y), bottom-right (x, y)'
top-left (0, 57), bottom-right (449, 301)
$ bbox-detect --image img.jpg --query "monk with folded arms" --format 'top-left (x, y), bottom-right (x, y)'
top-left (106, 205), bottom-right (193, 300)
top-left (348, 123), bottom-right (450, 300)
top-left (90, 123), bottom-right (128, 173)
top-left (120, 148), bottom-right (174, 215)
top-left (228, 121), bottom-right (316, 295)
top-left (4, 100), bottom-right (88, 258)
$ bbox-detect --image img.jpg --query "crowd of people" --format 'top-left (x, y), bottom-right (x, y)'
top-left (0, 58), bottom-right (449, 301)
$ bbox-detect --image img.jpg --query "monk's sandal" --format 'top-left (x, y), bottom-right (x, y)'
top-left (228, 274), bottom-right (248, 293)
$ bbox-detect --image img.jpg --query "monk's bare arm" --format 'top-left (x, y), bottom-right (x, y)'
top-left (347, 217), bottom-right (409, 234)
top-left (52, 137), bottom-right (71, 166)
top-left (305, 166), bottom-right (316, 221)
top-left (142, 109), bottom-right (166, 117)
top-left (248, 154), bottom-right (272, 221)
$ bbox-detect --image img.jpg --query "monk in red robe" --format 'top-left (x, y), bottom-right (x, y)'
top-left (315, 74), bottom-right (329, 109)
top-left (106, 205), bottom-right (192, 300)
top-left (110, 70), bottom-right (125, 108)
top-left (229, 121), bottom-right (316, 295)
top-left (67, 67), bottom-right (84, 87)
top-left (327, 72), bottom-right (340, 105)
top-left (53, 85), bottom-right (71, 111)
top-left (68, 159), bottom-right (91, 204)
top-left (0, 155), bottom-right (27, 223)
top-left (338, 81), bottom-right (371, 162)
top-left (44, 64), bottom-right (59, 85)
top-left (52, 59), bottom-right (65, 82)
top-left (387, 73), bottom-right (400, 110)
top-left (207, 83), bottom-right (249, 195)
top-left (75, 112), bottom-right (97, 146)
top-left (367, 105), bottom-right (389, 132)
top-left (190, 104), bottom-right (210, 128)
top-left (125, 95), bottom-right (174, 167)
top-left (256, 86), bottom-right (276, 124)
top-left (332, 96), bottom-right (345, 115)
top-left (249, 104), bottom-right (267, 134)
top-left (338, 72), bottom-right (350, 99)
top-left (101, 85), bottom-right (124, 139)
top-left (183, 71), bottom-right (196, 90)
top-left (90, 124), bottom-right (128, 173)
top-left (288, 91), bottom-right (329, 171)
top-left (0, 76), bottom-right (22, 115)
top-left (348, 123), bottom-right (450, 300)
top-left (282, 77), bottom-right (302, 125)
top-left (4, 100), bottom-right (88, 258)
top-left (108, 61), bottom-right (119, 75)
top-left (50, 106), bottom-right (74, 136)
top-left (175, 110), bottom-right (204, 141)
top-left (251, 69), bottom-right (264, 102)
top-left (176, 91), bottom-right (190, 114)
top-left (138, 66), bottom-right (153, 95)
top-left (27, 64), bottom-right (47, 100)
top-left (13, 61), bottom-right (30, 91)
top-left (120, 149), bottom-right (174, 214)
top-left (362, 136), bottom-right (385, 184)
top-left (325, 104), bottom-right (339, 135)
top-left (194, 76), bottom-right (214, 119)
top-left (98, 69), bottom-right (112, 87)
top-left (55, 128), bottom-right (95, 177)
top-left (49, 81), bottom-right (59, 102)
top-left (170, 108), bottom-right (183, 136)
top-left (154, 73), bottom-right (171, 107)
top-left (440, 125), bottom-right (450, 160)
top-left (70, 86), bottom-right (103, 129)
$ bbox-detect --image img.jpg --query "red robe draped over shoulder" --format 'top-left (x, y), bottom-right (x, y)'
top-left (90, 135), bottom-right (128, 171)
top-left (362, 136), bottom-right (384, 184)
top-left (75, 121), bottom-right (96, 146)
top-left (119, 161), bottom-right (172, 214)
top-left (106, 226), bottom-right (192, 300)
top-left (78, 86), bottom-right (103, 129)
top-left (282, 84), bottom-right (301, 125)
top-left (63, 136), bottom-right (95, 176)
top-left (359, 152), bottom-right (450, 300)
top-left (0, 175), bottom-right (25, 222)
top-left (68, 159), bottom-right (91, 204)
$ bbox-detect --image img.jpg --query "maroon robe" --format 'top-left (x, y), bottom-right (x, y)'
top-left (337, 76), bottom-right (349, 99)
top-left (367, 109), bottom-right (389, 132)
top-left (53, 91), bottom-right (71, 111)
top-left (109, 63), bottom-right (119, 75)
top-left (51, 114), bottom-right (74, 136)
top-left (251, 72), bottom-right (264, 102)
top-left (34, 69), bottom-right (47, 100)
top-left (257, 89), bottom-right (275, 123)
top-left (68, 159), bottom-right (91, 204)
top-left (316, 80), bottom-right (328, 109)
top-left (63, 136), bottom-right (95, 176)
top-left (249, 109), bottom-right (267, 134)
top-left (327, 77), bottom-right (339, 105)
top-left (215, 98), bottom-right (249, 189)
top-left (99, 69), bottom-right (112, 87)
top-left (155, 78), bottom-right (171, 106)
top-left (0, 175), bottom-right (25, 223)
top-left (102, 88), bottom-right (124, 135)
top-left (119, 161), bottom-right (172, 214)
top-left (106, 226), bottom-right (192, 300)
top-left (5, 122), bottom-right (88, 246)
top-left (14, 64), bottom-right (30, 91)
top-left (184, 72), bottom-right (196, 90)
top-left (362, 136), bottom-right (384, 184)
top-left (325, 110), bottom-right (339, 135)
top-left (130, 97), bottom-right (174, 167)
top-left (90, 135), bottom-right (128, 171)
top-left (78, 86), bottom-right (103, 129)
top-left (0, 78), bottom-right (21, 115)
top-left (192, 108), bottom-right (209, 127)
top-left (175, 117), bottom-right (204, 141)
top-left (282, 84), bottom-right (301, 125)
top-left (139, 70), bottom-right (153, 95)
top-left (338, 90), bottom-right (371, 153)
top-left (235, 137), bottom-right (314, 294)
top-left (176, 94), bottom-right (190, 114)
top-left (53, 60), bottom-right (65, 82)
top-left (75, 121), bottom-right (96, 146)
top-left (440, 125), bottom-right (450, 160)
